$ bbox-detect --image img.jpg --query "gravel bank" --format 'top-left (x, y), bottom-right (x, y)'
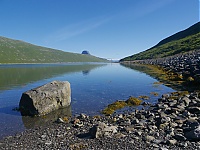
top-left (123, 49), bottom-right (200, 82)
top-left (0, 92), bottom-right (200, 150)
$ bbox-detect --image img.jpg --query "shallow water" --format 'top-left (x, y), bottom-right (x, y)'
top-left (0, 63), bottom-right (175, 139)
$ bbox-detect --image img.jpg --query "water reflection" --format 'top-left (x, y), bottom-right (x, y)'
top-left (0, 63), bottom-right (175, 139)
top-left (82, 70), bottom-right (90, 75)
top-left (121, 63), bottom-right (183, 91)
top-left (22, 106), bottom-right (71, 129)
top-left (0, 63), bottom-right (106, 91)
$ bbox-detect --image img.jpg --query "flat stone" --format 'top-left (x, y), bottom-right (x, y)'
top-left (167, 139), bottom-right (177, 145)
top-left (89, 122), bottom-right (117, 138)
top-left (45, 141), bottom-right (52, 145)
top-left (145, 135), bottom-right (155, 142)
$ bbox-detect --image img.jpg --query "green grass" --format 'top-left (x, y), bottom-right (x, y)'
top-left (0, 36), bottom-right (108, 63)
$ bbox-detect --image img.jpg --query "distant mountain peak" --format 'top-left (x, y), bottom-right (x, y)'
top-left (81, 50), bottom-right (91, 55)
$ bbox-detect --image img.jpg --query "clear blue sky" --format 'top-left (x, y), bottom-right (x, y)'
top-left (0, 0), bottom-right (199, 59)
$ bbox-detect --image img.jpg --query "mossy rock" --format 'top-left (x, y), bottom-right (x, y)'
top-left (138, 95), bottom-right (150, 100)
top-left (102, 101), bottom-right (127, 115)
top-left (153, 82), bottom-right (163, 85)
top-left (102, 97), bottom-right (142, 115)
top-left (171, 91), bottom-right (189, 97)
top-left (126, 97), bottom-right (142, 105)
top-left (150, 92), bottom-right (159, 96)
top-left (169, 91), bottom-right (189, 99)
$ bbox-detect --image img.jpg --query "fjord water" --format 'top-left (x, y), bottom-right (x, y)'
top-left (0, 63), bottom-right (174, 139)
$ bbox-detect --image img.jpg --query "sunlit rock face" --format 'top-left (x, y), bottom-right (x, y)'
top-left (19, 81), bottom-right (71, 116)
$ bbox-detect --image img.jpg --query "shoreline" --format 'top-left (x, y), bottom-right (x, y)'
top-left (0, 91), bottom-right (199, 149)
top-left (121, 49), bottom-right (200, 84)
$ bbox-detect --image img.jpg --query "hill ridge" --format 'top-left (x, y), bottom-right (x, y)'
top-left (120, 22), bottom-right (200, 61)
top-left (153, 22), bottom-right (200, 48)
top-left (0, 36), bottom-right (108, 63)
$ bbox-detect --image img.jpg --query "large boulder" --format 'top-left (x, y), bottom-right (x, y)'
top-left (19, 81), bottom-right (71, 116)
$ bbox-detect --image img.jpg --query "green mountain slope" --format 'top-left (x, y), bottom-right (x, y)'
top-left (0, 36), bottom-right (108, 63)
top-left (120, 22), bottom-right (200, 61)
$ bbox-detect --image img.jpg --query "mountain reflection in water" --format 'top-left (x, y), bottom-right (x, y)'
top-left (0, 63), bottom-right (175, 139)
top-left (0, 63), bottom-right (106, 91)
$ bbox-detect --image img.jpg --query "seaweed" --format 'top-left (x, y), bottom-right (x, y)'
top-left (102, 97), bottom-right (142, 115)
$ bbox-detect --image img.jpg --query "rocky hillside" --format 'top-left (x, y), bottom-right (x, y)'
top-left (120, 22), bottom-right (200, 61)
top-left (0, 36), bottom-right (108, 63)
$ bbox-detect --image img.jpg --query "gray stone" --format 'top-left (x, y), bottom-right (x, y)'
top-left (89, 122), bottom-right (117, 138)
top-left (187, 107), bottom-right (200, 114)
top-left (182, 96), bottom-right (191, 106)
top-left (56, 118), bottom-right (64, 123)
top-left (153, 139), bottom-right (162, 144)
top-left (174, 134), bottom-right (186, 141)
top-left (167, 139), bottom-right (177, 145)
top-left (135, 131), bottom-right (142, 136)
top-left (132, 118), bottom-right (139, 124)
top-left (159, 148), bottom-right (168, 150)
top-left (124, 126), bottom-right (135, 132)
top-left (145, 135), bottom-right (155, 142)
top-left (183, 119), bottom-right (199, 132)
top-left (184, 125), bottom-right (200, 141)
top-left (19, 81), bottom-right (71, 116)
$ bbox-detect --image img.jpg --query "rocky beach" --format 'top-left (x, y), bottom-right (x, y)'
top-left (123, 49), bottom-right (200, 84)
top-left (0, 91), bottom-right (200, 150)
top-left (1, 50), bottom-right (200, 149)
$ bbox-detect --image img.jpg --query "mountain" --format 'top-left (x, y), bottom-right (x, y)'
top-left (0, 36), bottom-right (108, 63)
top-left (120, 22), bottom-right (200, 61)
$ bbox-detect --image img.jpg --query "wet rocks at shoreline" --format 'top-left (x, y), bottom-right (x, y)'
top-left (0, 92), bottom-right (200, 149)
top-left (122, 49), bottom-right (200, 83)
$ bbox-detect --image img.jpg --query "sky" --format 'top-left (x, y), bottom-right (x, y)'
top-left (0, 0), bottom-right (199, 60)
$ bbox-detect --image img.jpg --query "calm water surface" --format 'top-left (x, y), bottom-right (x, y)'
top-left (0, 63), bottom-right (175, 139)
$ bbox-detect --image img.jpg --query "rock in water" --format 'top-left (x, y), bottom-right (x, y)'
top-left (19, 81), bottom-right (71, 116)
